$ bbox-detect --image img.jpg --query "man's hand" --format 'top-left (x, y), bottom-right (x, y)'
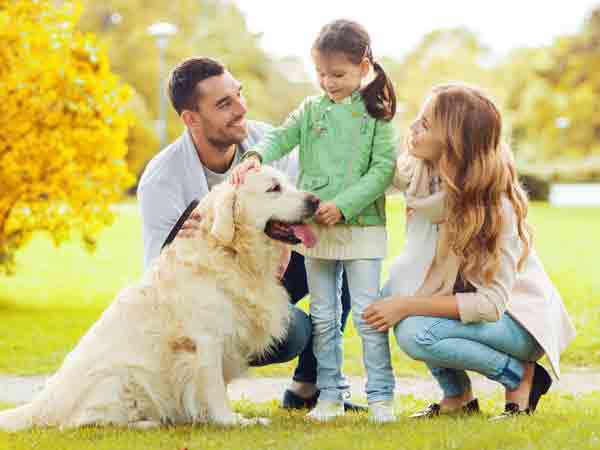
top-left (315, 201), bottom-right (342, 226)
top-left (231, 156), bottom-right (261, 186)
top-left (177, 211), bottom-right (203, 238)
top-left (276, 245), bottom-right (292, 280)
top-left (362, 297), bottom-right (408, 332)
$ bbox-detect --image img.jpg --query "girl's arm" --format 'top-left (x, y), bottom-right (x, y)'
top-left (333, 119), bottom-right (397, 220)
top-left (249, 98), bottom-right (311, 165)
top-left (233, 100), bottom-right (310, 184)
top-left (364, 199), bottom-right (523, 330)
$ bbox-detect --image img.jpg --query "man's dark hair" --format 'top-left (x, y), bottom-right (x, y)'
top-left (167, 57), bottom-right (225, 115)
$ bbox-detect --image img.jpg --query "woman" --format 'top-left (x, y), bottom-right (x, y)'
top-left (363, 84), bottom-right (576, 418)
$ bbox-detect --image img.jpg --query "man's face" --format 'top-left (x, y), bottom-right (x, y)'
top-left (189, 71), bottom-right (248, 150)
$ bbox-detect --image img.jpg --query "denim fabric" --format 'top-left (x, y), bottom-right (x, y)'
top-left (306, 257), bottom-right (395, 403)
top-left (282, 251), bottom-right (352, 385)
top-left (394, 314), bottom-right (543, 396)
top-left (250, 252), bottom-right (352, 386)
top-left (249, 303), bottom-right (311, 367)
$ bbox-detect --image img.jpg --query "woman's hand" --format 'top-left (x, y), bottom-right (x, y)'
top-left (362, 297), bottom-right (408, 332)
top-left (315, 201), bottom-right (342, 226)
top-left (230, 156), bottom-right (261, 185)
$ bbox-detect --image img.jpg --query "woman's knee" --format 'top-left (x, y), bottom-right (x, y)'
top-left (393, 316), bottom-right (442, 361)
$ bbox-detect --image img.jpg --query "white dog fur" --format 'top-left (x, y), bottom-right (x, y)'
top-left (0, 166), bottom-right (318, 431)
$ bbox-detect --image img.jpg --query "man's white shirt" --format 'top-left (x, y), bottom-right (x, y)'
top-left (137, 121), bottom-right (298, 268)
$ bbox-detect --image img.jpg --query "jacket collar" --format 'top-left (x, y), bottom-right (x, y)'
top-left (321, 90), bottom-right (362, 105)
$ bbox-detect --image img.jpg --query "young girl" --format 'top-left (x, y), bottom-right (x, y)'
top-left (232, 19), bottom-right (398, 422)
top-left (363, 84), bottom-right (576, 419)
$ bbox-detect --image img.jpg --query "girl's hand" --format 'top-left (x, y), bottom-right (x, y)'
top-left (177, 211), bottom-right (203, 238)
top-left (315, 201), bottom-right (342, 226)
top-left (362, 297), bottom-right (408, 332)
top-left (231, 156), bottom-right (261, 186)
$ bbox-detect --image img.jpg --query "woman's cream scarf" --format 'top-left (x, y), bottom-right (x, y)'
top-left (395, 153), bottom-right (461, 297)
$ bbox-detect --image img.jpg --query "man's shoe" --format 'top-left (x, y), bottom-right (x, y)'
top-left (282, 389), bottom-right (319, 410)
top-left (343, 399), bottom-right (368, 412)
top-left (282, 389), bottom-right (368, 412)
top-left (342, 390), bottom-right (368, 412)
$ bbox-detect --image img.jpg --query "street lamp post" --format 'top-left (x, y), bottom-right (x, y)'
top-left (148, 22), bottom-right (177, 149)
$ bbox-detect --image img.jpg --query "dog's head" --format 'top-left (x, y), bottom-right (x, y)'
top-left (209, 166), bottom-right (319, 248)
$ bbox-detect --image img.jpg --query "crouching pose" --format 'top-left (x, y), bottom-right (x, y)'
top-left (364, 84), bottom-right (576, 419)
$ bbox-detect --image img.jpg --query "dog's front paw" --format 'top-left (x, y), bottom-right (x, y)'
top-left (211, 412), bottom-right (242, 427)
top-left (236, 414), bottom-right (270, 427)
top-left (255, 417), bottom-right (271, 426)
top-left (212, 413), bottom-right (270, 427)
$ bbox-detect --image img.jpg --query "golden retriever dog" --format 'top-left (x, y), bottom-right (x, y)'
top-left (0, 166), bottom-right (318, 431)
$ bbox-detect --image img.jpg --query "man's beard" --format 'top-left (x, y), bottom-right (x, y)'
top-left (206, 122), bottom-right (247, 152)
top-left (206, 134), bottom-right (241, 152)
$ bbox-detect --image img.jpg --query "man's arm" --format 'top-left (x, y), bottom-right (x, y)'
top-left (137, 180), bottom-right (188, 269)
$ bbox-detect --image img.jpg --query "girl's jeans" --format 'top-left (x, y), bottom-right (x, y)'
top-left (394, 314), bottom-right (543, 397)
top-left (305, 257), bottom-right (395, 404)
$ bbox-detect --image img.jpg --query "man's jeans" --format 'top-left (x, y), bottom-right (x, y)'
top-left (305, 257), bottom-right (395, 403)
top-left (394, 314), bottom-right (543, 397)
top-left (249, 252), bottom-right (352, 386)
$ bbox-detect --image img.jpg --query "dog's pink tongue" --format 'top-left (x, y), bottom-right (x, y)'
top-left (290, 224), bottom-right (317, 248)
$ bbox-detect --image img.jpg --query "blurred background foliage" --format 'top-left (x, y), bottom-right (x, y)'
top-left (76, 0), bottom-right (600, 184)
top-left (76, 0), bottom-right (316, 180)
top-left (2, 0), bottom-right (600, 271)
top-left (0, 0), bottom-right (134, 273)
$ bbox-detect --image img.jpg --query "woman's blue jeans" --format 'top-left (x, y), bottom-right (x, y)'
top-left (394, 314), bottom-right (543, 397)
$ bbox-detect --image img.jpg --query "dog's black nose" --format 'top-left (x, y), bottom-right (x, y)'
top-left (305, 194), bottom-right (320, 213)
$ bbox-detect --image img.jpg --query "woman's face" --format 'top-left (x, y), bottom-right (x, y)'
top-left (407, 96), bottom-right (446, 163)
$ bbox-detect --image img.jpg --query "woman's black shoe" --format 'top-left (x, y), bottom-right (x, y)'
top-left (528, 362), bottom-right (552, 413)
top-left (490, 402), bottom-right (527, 420)
top-left (410, 399), bottom-right (480, 419)
top-left (491, 363), bottom-right (553, 420)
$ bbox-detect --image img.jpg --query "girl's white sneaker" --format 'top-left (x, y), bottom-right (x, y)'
top-left (306, 399), bottom-right (345, 422)
top-left (369, 401), bottom-right (396, 424)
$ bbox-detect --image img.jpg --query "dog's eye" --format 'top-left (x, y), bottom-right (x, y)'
top-left (267, 183), bottom-right (281, 193)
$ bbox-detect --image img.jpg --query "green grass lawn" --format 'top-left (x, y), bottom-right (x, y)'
top-left (1, 392), bottom-right (599, 450)
top-left (0, 199), bottom-right (599, 377)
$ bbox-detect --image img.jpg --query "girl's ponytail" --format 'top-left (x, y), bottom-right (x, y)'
top-left (361, 47), bottom-right (396, 121)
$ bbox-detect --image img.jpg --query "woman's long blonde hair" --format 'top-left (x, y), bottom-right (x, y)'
top-left (430, 84), bottom-right (532, 283)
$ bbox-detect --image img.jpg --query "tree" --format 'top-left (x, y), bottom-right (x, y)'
top-left (77, 0), bottom-right (315, 178)
top-left (0, 0), bottom-right (134, 273)
top-left (506, 7), bottom-right (600, 161)
top-left (385, 28), bottom-right (503, 137)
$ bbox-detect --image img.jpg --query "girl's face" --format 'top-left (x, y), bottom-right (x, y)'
top-left (312, 50), bottom-right (369, 103)
top-left (407, 96), bottom-right (446, 164)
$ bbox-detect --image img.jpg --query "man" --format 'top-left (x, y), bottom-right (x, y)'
top-left (137, 57), bottom-right (362, 411)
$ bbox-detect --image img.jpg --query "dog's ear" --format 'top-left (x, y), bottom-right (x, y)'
top-left (210, 188), bottom-right (236, 245)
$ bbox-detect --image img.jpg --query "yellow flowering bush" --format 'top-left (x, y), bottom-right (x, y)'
top-left (0, 0), bottom-right (134, 273)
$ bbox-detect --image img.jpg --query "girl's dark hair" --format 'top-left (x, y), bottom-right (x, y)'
top-left (312, 19), bottom-right (396, 121)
